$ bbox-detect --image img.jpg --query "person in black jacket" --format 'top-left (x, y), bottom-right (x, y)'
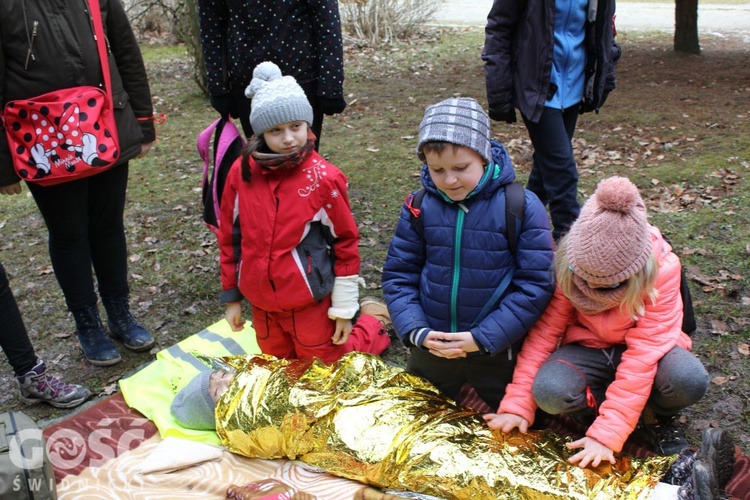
top-left (483, 0), bottom-right (620, 241)
top-left (0, 0), bottom-right (157, 366)
top-left (197, 0), bottom-right (346, 149)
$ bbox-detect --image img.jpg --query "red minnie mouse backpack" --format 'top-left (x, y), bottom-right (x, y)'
top-left (197, 117), bottom-right (245, 236)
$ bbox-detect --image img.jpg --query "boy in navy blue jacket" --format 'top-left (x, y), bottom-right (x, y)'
top-left (382, 97), bottom-right (555, 411)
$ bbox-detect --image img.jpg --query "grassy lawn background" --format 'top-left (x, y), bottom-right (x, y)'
top-left (0, 27), bottom-right (747, 451)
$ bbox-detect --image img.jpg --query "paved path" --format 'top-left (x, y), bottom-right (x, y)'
top-left (432, 1), bottom-right (750, 35)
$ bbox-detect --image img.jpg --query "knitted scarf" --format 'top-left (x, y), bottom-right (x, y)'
top-left (252, 130), bottom-right (316, 172)
top-left (566, 274), bottom-right (629, 316)
top-left (241, 130), bottom-right (316, 182)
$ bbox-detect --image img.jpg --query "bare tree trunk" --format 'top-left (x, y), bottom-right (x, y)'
top-left (674, 0), bottom-right (700, 54)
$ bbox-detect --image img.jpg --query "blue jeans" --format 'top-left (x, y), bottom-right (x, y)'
top-left (523, 105), bottom-right (580, 240)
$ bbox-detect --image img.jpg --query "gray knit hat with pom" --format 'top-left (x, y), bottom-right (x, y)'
top-left (170, 371), bottom-right (216, 430)
top-left (245, 61), bottom-right (314, 136)
top-left (417, 97), bottom-right (492, 165)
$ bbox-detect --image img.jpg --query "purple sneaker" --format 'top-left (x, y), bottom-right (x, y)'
top-left (17, 359), bottom-right (92, 409)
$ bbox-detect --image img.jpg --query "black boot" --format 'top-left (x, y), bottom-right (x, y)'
top-left (72, 304), bottom-right (122, 366)
top-left (641, 415), bottom-right (691, 455)
top-left (102, 296), bottom-right (154, 352)
top-left (675, 428), bottom-right (735, 500)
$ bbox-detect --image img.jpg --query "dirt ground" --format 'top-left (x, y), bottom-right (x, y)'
top-left (1, 30), bottom-right (748, 461)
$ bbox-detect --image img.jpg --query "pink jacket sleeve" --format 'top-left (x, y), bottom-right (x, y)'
top-left (498, 286), bottom-right (573, 420)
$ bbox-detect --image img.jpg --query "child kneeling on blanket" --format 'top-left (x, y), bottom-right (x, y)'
top-left (170, 365), bottom-right (735, 500)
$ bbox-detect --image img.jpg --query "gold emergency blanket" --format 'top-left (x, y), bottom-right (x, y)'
top-left (214, 352), bottom-right (673, 499)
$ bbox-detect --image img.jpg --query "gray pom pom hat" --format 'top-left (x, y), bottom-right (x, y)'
top-left (245, 61), bottom-right (314, 136)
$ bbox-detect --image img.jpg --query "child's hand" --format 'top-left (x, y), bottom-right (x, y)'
top-left (565, 436), bottom-right (616, 469)
top-left (423, 331), bottom-right (478, 358)
top-left (483, 412), bottom-right (529, 434)
top-left (225, 302), bottom-right (245, 332)
top-left (332, 318), bottom-right (353, 345)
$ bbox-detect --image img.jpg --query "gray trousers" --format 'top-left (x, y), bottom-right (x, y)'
top-left (531, 344), bottom-right (709, 420)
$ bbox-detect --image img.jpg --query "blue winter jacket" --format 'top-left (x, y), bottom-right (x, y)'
top-left (483, 0), bottom-right (620, 123)
top-left (382, 141), bottom-right (555, 356)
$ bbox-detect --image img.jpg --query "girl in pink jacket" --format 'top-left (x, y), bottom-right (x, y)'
top-left (217, 62), bottom-right (390, 362)
top-left (485, 176), bottom-right (709, 469)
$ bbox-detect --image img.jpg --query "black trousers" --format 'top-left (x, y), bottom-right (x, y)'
top-left (523, 105), bottom-right (581, 240)
top-left (407, 347), bottom-right (518, 412)
top-left (0, 261), bottom-right (37, 376)
top-left (27, 163), bottom-right (130, 311)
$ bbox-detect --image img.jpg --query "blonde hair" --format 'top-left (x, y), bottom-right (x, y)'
top-left (555, 237), bottom-right (659, 319)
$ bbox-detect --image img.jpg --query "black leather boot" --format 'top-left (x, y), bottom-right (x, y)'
top-left (102, 296), bottom-right (155, 352)
top-left (72, 304), bottom-right (122, 366)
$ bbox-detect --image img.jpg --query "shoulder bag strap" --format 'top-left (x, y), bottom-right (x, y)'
top-left (87, 0), bottom-right (113, 103)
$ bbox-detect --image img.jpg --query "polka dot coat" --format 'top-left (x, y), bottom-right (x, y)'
top-left (197, 0), bottom-right (344, 100)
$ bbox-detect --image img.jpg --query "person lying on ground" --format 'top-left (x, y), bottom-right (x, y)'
top-left (170, 352), bottom-right (734, 500)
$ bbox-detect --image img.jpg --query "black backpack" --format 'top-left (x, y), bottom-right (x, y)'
top-left (661, 234), bottom-right (697, 336)
top-left (407, 182), bottom-right (526, 253)
top-left (679, 269), bottom-right (697, 336)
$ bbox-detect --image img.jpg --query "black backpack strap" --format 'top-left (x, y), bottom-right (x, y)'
top-left (504, 182), bottom-right (526, 254)
top-left (407, 188), bottom-right (427, 238)
top-left (660, 233), bottom-right (697, 336)
top-left (409, 184), bottom-right (525, 252)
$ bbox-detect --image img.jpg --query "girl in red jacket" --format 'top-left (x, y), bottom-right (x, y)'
top-left (485, 177), bottom-right (709, 468)
top-left (217, 62), bottom-right (389, 362)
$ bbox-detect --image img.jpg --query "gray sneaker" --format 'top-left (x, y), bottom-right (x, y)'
top-left (17, 359), bottom-right (92, 409)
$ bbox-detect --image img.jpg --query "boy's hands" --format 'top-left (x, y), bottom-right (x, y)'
top-left (566, 436), bottom-right (616, 469)
top-left (332, 318), bottom-right (353, 345)
top-left (483, 412), bottom-right (530, 434)
top-left (225, 302), bottom-right (245, 331)
top-left (423, 331), bottom-right (479, 358)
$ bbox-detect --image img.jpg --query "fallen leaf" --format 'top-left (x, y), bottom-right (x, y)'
top-left (710, 319), bottom-right (729, 335)
top-left (739, 343), bottom-right (750, 357)
top-left (101, 382), bottom-right (118, 395)
top-left (711, 376), bottom-right (729, 385)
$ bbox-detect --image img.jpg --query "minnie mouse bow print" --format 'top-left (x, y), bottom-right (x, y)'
top-left (3, 86), bottom-right (119, 183)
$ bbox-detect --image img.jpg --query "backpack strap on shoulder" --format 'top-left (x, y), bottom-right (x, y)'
top-left (407, 188), bottom-right (427, 238)
top-left (504, 182), bottom-right (526, 254)
top-left (471, 182), bottom-right (527, 328)
top-left (197, 118), bottom-right (223, 180)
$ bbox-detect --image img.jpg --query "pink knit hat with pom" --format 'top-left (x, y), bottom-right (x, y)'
top-left (566, 177), bottom-right (651, 286)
